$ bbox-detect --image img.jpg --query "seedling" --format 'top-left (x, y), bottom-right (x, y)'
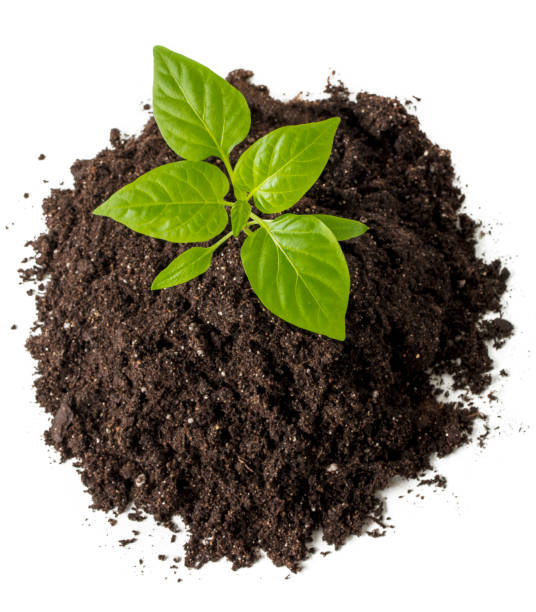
top-left (94, 46), bottom-right (368, 340)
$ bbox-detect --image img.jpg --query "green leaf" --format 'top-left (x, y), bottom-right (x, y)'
top-left (234, 118), bottom-right (340, 214)
top-left (231, 200), bottom-right (251, 237)
top-left (93, 161), bottom-right (229, 243)
top-left (153, 46), bottom-right (251, 161)
top-left (312, 214), bottom-right (369, 241)
top-left (152, 247), bottom-right (213, 290)
top-left (241, 214), bottom-right (350, 340)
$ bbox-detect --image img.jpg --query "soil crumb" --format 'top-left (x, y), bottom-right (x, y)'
top-left (119, 538), bottom-right (137, 547)
top-left (23, 71), bottom-right (511, 572)
top-left (418, 474), bottom-right (447, 489)
top-left (127, 509), bottom-right (146, 522)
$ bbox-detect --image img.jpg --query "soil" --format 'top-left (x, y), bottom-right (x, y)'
top-left (23, 71), bottom-right (511, 572)
top-left (119, 537), bottom-right (137, 547)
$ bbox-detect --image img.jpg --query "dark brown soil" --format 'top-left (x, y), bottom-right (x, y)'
top-left (23, 71), bottom-right (511, 572)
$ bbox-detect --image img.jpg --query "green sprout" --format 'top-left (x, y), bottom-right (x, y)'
top-left (93, 46), bottom-right (368, 340)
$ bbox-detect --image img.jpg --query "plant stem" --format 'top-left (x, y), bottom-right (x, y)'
top-left (220, 154), bottom-right (257, 238)
top-left (221, 154), bottom-right (235, 184)
top-left (250, 212), bottom-right (267, 229)
top-left (211, 230), bottom-right (233, 251)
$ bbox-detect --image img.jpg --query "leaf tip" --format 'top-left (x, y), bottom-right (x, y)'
top-left (327, 317), bottom-right (346, 342)
top-left (150, 277), bottom-right (163, 291)
top-left (333, 332), bottom-right (346, 342)
top-left (326, 116), bottom-right (341, 130)
top-left (330, 329), bottom-right (346, 342)
top-left (92, 202), bottom-right (108, 217)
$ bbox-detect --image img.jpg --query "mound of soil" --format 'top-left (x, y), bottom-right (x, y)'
top-left (23, 71), bottom-right (510, 571)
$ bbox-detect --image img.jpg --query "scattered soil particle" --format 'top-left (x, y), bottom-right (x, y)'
top-left (49, 396), bottom-right (73, 444)
top-left (38, 153), bottom-right (46, 160)
top-left (163, 520), bottom-right (181, 533)
top-left (158, 554), bottom-right (167, 561)
top-left (23, 71), bottom-right (511, 572)
top-left (478, 421), bottom-right (492, 448)
top-left (108, 518), bottom-right (117, 526)
top-left (368, 516), bottom-right (387, 529)
top-left (119, 538), bottom-right (137, 547)
top-left (143, 103), bottom-right (151, 110)
top-left (418, 474), bottom-right (447, 489)
top-left (127, 509), bottom-right (146, 522)
top-left (480, 318), bottom-right (514, 349)
top-left (11, 324), bottom-right (17, 330)
top-left (171, 535), bottom-right (177, 543)
top-left (24, 192), bottom-right (30, 199)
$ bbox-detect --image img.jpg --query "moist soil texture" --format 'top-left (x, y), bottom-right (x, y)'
top-left (23, 71), bottom-right (511, 572)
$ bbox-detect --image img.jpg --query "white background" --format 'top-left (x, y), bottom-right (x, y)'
top-left (1, 1), bottom-right (535, 610)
